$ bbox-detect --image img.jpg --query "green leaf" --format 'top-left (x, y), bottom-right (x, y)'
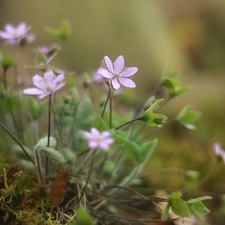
top-left (35, 52), bottom-right (47, 69)
top-left (39, 147), bottom-right (65, 163)
top-left (189, 206), bottom-right (201, 222)
top-left (169, 198), bottom-right (190, 217)
top-left (161, 203), bottom-right (170, 220)
top-left (36, 136), bottom-right (57, 149)
top-left (162, 71), bottom-right (192, 97)
top-left (12, 145), bottom-right (34, 161)
top-left (188, 201), bottom-right (211, 222)
top-left (163, 77), bottom-right (180, 96)
top-left (103, 160), bottom-right (116, 174)
top-left (186, 196), bottom-right (212, 204)
top-left (147, 99), bottom-right (164, 112)
top-left (124, 139), bottom-right (140, 162)
top-left (173, 86), bottom-right (192, 97)
top-left (60, 148), bottom-right (76, 164)
top-left (0, 95), bottom-right (22, 111)
top-left (27, 97), bottom-right (47, 120)
top-left (140, 99), bottom-right (167, 126)
top-left (112, 131), bottom-right (140, 162)
top-left (70, 207), bottom-right (96, 225)
top-left (45, 20), bottom-right (71, 40)
top-left (92, 115), bottom-right (108, 131)
top-left (0, 49), bottom-right (17, 71)
top-left (190, 201), bottom-right (210, 215)
top-left (140, 111), bottom-right (167, 127)
top-left (168, 192), bottom-right (182, 199)
top-left (176, 105), bottom-right (201, 128)
top-left (139, 139), bottom-right (158, 163)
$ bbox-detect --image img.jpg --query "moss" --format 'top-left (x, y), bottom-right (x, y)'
top-left (0, 164), bottom-right (61, 225)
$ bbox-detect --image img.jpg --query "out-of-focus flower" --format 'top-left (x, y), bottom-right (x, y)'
top-left (37, 44), bottom-right (60, 57)
top-left (97, 55), bottom-right (138, 90)
top-left (23, 71), bottom-right (65, 99)
top-left (213, 143), bottom-right (225, 164)
top-left (83, 127), bottom-right (114, 150)
top-left (0, 22), bottom-right (35, 46)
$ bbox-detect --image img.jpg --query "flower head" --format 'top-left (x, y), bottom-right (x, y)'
top-left (0, 22), bottom-right (35, 46)
top-left (83, 127), bottom-right (114, 150)
top-left (213, 143), bottom-right (225, 164)
top-left (97, 55), bottom-right (138, 90)
top-left (23, 71), bottom-right (65, 99)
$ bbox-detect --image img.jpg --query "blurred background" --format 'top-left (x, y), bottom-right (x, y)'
top-left (1, 0), bottom-right (225, 223)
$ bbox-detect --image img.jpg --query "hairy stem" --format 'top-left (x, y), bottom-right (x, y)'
top-left (45, 94), bottom-right (52, 175)
top-left (115, 117), bottom-right (142, 131)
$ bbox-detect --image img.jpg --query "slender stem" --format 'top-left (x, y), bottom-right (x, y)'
top-left (68, 89), bottom-right (86, 150)
top-left (115, 117), bottom-right (142, 131)
top-left (47, 94), bottom-right (52, 146)
top-left (0, 122), bottom-right (35, 165)
top-left (45, 94), bottom-right (52, 175)
top-left (101, 82), bottom-right (111, 118)
top-left (75, 148), bottom-right (97, 206)
top-left (3, 69), bottom-right (7, 89)
top-left (109, 86), bottom-right (112, 129)
top-left (35, 148), bottom-right (44, 184)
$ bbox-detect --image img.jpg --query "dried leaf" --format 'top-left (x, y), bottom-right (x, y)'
top-left (48, 165), bottom-right (67, 210)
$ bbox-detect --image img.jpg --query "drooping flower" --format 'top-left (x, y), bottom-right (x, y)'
top-left (213, 143), bottom-right (225, 164)
top-left (97, 55), bottom-right (138, 90)
top-left (23, 71), bottom-right (65, 99)
top-left (83, 127), bottom-right (114, 150)
top-left (0, 22), bottom-right (35, 46)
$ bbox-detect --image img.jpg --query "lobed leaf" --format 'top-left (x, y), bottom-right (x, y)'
top-left (161, 203), bottom-right (170, 220)
top-left (39, 147), bottom-right (65, 163)
top-left (139, 139), bottom-right (158, 163)
top-left (176, 105), bottom-right (201, 128)
top-left (36, 136), bottom-right (57, 149)
top-left (169, 198), bottom-right (190, 217)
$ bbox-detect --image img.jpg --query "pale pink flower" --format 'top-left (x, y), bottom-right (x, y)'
top-left (0, 22), bottom-right (35, 46)
top-left (97, 55), bottom-right (138, 90)
top-left (23, 71), bottom-right (65, 99)
top-left (213, 143), bottom-right (225, 164)
top-left (83, 127), bottom-right (114, 150)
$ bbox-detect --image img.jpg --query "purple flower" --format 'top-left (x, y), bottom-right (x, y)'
top-left (97, 55), bottom-right (138, 90)
top-left (0, 22), bottom-right (35, 46)
top-left (23, 71), bottom-right (65, 99)
top-left (83, 127), bottom-right (114, 150)
top-left (213, 143), bottom-right (225, 164)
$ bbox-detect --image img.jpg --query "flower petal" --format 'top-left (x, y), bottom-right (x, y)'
top-left (33, 75), bottom-right (46, 90)
top-left (44, 71), bottom-right (55, 84)
top-left (112, 78), bottom-right (120, 90)
top-left (118, 78), bottom-right (136, 88)
top-left (5, 24), bottom-right (15, 34)
top-left (0, 31), bottom-right (11, 39)
top-left (104, 56), bottom-right (114, 73)
top-left (23, 88), bottom-right (45, 96)
top-left (97, 68), bottom-right (114, 79)
top-left (120, 67), bottom-right (138, 77)
top-left (52, 74), bottom-right (65, 88)
top-left (83, 131), bottom-right (93, 139)
top-left (90, 127), bottom-right (100, 136)
top-left (52, 82), bottom-right (65, 93)
top-left (88, 141), bottom-right (99, 149)
top-left (39, 92), bottom-right (51, 99)
top-left (99, 142), bottom-right (109, 150)
top-left (100, 131), bottom-right (110, 138)
top-left (114, 55), bottom-right (124, 74)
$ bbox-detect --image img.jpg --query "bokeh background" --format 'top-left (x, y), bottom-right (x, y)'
top-left (1, 0), bottom-right (225, 223)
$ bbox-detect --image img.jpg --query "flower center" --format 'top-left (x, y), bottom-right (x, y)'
top-left (46, 84), bottom-right (52, 91)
